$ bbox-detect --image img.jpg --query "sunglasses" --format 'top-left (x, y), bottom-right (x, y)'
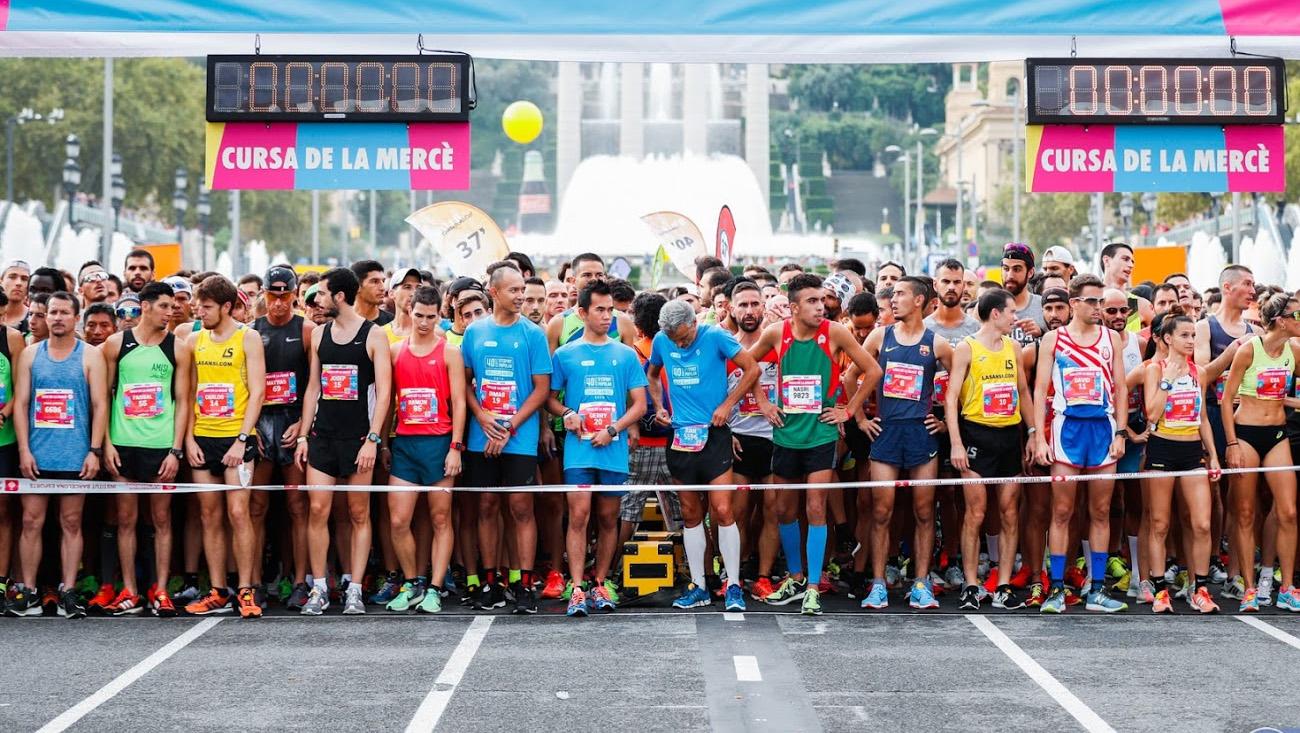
top-left (116, 305), bottom-right (141, 319)
top-left (1283, 310), bottom-right (1300, 322)
top-left (266, 290), bottom-right (295, 300)
top-left (81, 271), bottom-right (109, 285)
top-left (1072, 296), bottom-right (1103, 307)
top-left (1103, 306), bottom-right (1130, 316)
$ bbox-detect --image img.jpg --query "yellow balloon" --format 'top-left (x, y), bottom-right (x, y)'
top-left (502, 100), bottom-right (544, 145)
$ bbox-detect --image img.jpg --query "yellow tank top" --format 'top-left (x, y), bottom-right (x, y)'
top-left (1154, 359), bottom-right (1202, 437)
top-left (193, 325), bottom-right (250, 437)
top-left (383, 322), bottom-right (406, 345)
top-left (959, 335), bottom-right (1021, 427)
top-left (1238, 336), bottom-right (1294, 401)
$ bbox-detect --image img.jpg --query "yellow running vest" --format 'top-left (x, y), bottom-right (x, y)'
top-left (958, 335), bottom-right (1021, 427)
top-left (193, 326), bottom-right (250, 437)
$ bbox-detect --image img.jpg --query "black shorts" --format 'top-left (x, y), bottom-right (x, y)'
top-left (665, 425), bottom-right (733, 486)
top-left (0, 442), bottom-right (18, 478)
top-left (307, 433), bottom-right (365, 479)
top-left (731, 432), bottom-right (773, 480)
top-left (958, 419), bottom-right (1024, 480)
top-left (771, 440), bottom-right (837, 479)
top-left (464, 451), bottom-right (537, 489)
top-left (192, 435), bottom-right (256, 475)
top-left (257, 409), bottom-right (300, 467)
top-left (1144, 434), bottom-right (1205, 472)
top-left (842, 419), bottom-right (871, 463)
top-left (115, 446), bottom-right (171, 482)
top-left (42, 470), bottom-right (85, 481)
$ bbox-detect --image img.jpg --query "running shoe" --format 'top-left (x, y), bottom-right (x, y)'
top-left (724, 584), bottom-right (746, 612)
top-left (541, 569), bottom-right (566, 599)
top-left (1136, 580), bottom-right (1155, 605)
top-left (1064, 566), bottom-right (1087, 593)
top-left (514, 585), bottom-right (538, 615)
top-left (885, 562), bottom-right (903, 589)
top-left (1152, 589), bottom-right (1173, 614)
top-left (87, 583), bottom-right (116, 614)
top-left (982, 568), bottom-right (1001, 594)
top-left (909, 580), bottom-right (939, 610)
top-left (153, 589), bottom-right (178, 618)
top-left (801, 586), bottom-right (823, 616)
top-left (992, 585), bottom-right (1025, 611)
top-left (1064, 588), bottom-right (1085, 607)
top-left (1106, 556), bottom-right (1129, 582)
top-left (286, 582), bottom-right (310, 611)
top-left (75, 575), bottom-right (100, 599)
top-left (602, 579), bottom-right (621, 605)
top-left (301, 586), bottom-right (329, 616)
top-left (751, 577), bottom-right (775, 601)
top-left (185, 588), bottom-right (232, 616)
top-left (1208, 557), bottom-right (1228, 584)
top-left (1257, 577), bottom-right (1275, 607)
top-left (1172, 571), bottom-right (1191, 600)
top-left (369, 571), bottom-right (400, 605)
top-left (1220, 575), bottom-right (1246, 601)
top-left (1127, 575), bottom-right (1140, 599)
top-left (175, 583), bottom-right (202, 604)
top-left (386, 581), bottom-right (425, 613)
top-left (861, 582), bottom-right (889, 610)
top-left (1040, 586), bottom-right (1067, 614)
top-left (1276, 586), bottom-right (1300, 613)
top-left (105, 588), bottom-right (144, 616)
top-left (475, 583), bottom-right (505, 611)
top-left (958, 585), bottom-right (980, 611)
top-left (1190, 586), bottom-right (1220, 614)
top-left (417, 589), bottom-right (442, 614)
top-left (342, 584), bottom-right (365, 615)
top-left (459, 583), bottom-right (480, 607)
top-left (977, 552), bottom-right (991, 580)
top-left (1239, 588), bottom-right (1260, 613)
top-left (590, 584), bottom-right (615, 613)
top-left (765, 576), bottom-right (808, 606)
top-left (5, 585), bottom-right (40, 617)
top-left (1007, 566), bottom-right (1032, 589)
top-left (817, 577), bottom-right (833, 595)
top-left (237, 587), bottom-right (262, 619)
top-left (274, 577), bottom-right (293, 603)
top-left (1025, 582), bottom-right (1046, 609)
top-left (672, 583), bottom-right (712, 610)
top-left (58, 589), bottom-right (86, 619)
top-left (254, 585), bottom-right (269, 610)
top-left (1086, 587), bottom-right (1127, 613)
top-left (566, 586), bottom-right (589, 617)
top-left (944, 566), bottom-right (965, 590)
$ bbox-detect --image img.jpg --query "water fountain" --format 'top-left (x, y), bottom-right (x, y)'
top-left (0, 206), bottom-right (48, 266)
top-left (644, 63), bottom-right (682, 156)
top-left (1186, 230), bottom-right (1227, 292)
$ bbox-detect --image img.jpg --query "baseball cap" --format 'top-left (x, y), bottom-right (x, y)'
top-left (265, 265), bottom-right (297, 293)
top-left (1002, 242), bottom-right (1035, 268)
top-left (1042, 246), bottom-right (1075, 266)
top-left (1042, 287), bottom-right (1069, 306)
top-left (162, 276), bottom-right (192, 296)
top-left (304, 284), bottom-right (321, 305)
top-left (823, 272), bottom-right (854, 303)
top-left (388, 267), bottom-right (421, 290)
top-left (447, 276), bottom-right (483, 297)
top-left (3, 259), bottom-right (31, 275)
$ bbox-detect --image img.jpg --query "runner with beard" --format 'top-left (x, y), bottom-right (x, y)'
top-left (1000, 243), bottom-right (1046, 347)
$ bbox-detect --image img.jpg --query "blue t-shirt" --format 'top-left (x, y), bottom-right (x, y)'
top-left (649, 324), bottom-right (741, 429)
top-left (461, 316), bottom-right (552, 456)
top-left (551, 339), bottom-right (647, 473)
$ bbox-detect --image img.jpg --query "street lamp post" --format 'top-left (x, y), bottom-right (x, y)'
top-left (1119, 194), bottom-right (1134, 242)
top-left (1140, 192), bottom-right (1157, 245)
top-left (62, 134), bottom-right (81, 228)
top-left (884, 144), bottom-right (910, 256)
top-left (110, 152), bottom-right (125, 233)
top-left (915, 127), bottom-right (937, 254)
top-left (197, 179), bottom-right (211, 270)
top-left (172, 167), bottom-right (188, 247)
top-left (4, 107), bottom-right (63, 226)
top-left (782, 127), bottom-right (803, 234)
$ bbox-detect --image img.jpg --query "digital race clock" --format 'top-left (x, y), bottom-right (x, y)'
top-left (206, 55), bottom-right (471, 122)
top-left (1026, 57), bottom-right (1285, 125)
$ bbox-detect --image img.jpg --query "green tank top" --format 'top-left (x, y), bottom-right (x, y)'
top-left (109, 330), bottom-right (177, 449)
top-left (1238, 335), bottom-right (1294, 401)
top-left (0, 333), bottom-right (14, 447)
top-left (773, 320), bottom-right (840, 450)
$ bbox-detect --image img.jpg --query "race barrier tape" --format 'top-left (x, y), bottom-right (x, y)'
top-left (1, 465), bottom-right (1291, 495)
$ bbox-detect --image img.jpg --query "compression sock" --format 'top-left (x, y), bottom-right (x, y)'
top-left (779, 521), bottom-right (804, 576)
top-left (313, 577), bottom-right (327, 592)
top-left (1081, 540), bottom-right (1093, 579)
top-left (1195, 574), bottom-right (1209, 591)
top-left (466, 573), bottom-right (481, 588)
top-left (1090, 551), bottom-right (1108, 584)
top-left (520, 569), bottom-right (534, 588)
top-left (986, 534), bottom-right (1000, 564)
top-left (1127, 535), bottom-right (1141, 581)
top-left (684, 523), bottom-right (707, 588)
top-left (1259, 566), bottom-right (1275, 589)
top-left (508, 569), bottom-right (521, 585)
top-left (806, 525), bottom-right (828, 585)
top-left (1049, 554), bottom-right (1066, 587)
top-left (718, 523), bottom-right (741, 588)
top-left (483, 568), bottom-right (496, 587)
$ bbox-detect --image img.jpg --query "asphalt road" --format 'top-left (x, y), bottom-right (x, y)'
top-left (3, 591), bottom-right (1300, 733)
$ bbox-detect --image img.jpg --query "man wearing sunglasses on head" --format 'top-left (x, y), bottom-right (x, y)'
top-left (1000, 243), bottom-right (1047, 347)
top-left (77, 262), bottom-right (111, 308)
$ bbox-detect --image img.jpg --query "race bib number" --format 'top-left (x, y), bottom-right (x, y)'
top-left (981, 382), bottom-right (1018, 418)
top-left (321, 364), bottom-right (359, 400)
top-left (265, 371), bottom-right (297, 406)
top-left (1255, 367), bottom-right (1291, 400)
top-left (671, 424), bottom-right (710, 452)
top-left (579, 401), bottom-right (616, 440)
top-left (1062, 367), bottom-right (1104, 406)
top-left (398, 387), bottom-right (439, 425)
top-left (1163, 389), bottom-right (1201, 429)
top-left (738, 382), bottom-right (776, 415)
top-left (34, 388), bottom-right (75, 429)
top-left (1213, 374), bottom-right (1227, 402)
top-left (781, 374), bottom-right (823, 413)
top-left (932, 370), bottom-right (950, 406)
top-left (196, 383), bottom-right (235, 418)
top-left (882, 361), bottom-right (924, 402)
top-left (122, 383), bottom-right (164, 419)
top-left (481, 379), bottom-right (518, 417)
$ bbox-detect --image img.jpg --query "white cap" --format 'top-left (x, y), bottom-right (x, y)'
top-left (1042, 246), bottom-right (1075, 266)
top-left (388, 267), bottom-right (421, 289)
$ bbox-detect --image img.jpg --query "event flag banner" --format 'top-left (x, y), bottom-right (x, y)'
top-left (715, 205), bottom-right (736, 268)
top-left (205, 121), bottom-right (470, 190)
top-left (641, 211), bottom-right (706, 281)
top-left (1025, 124), bottom-right (1284, 193)
top-left (406, 201), bottom-right (509, 277)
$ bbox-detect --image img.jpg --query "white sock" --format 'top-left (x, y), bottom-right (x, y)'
top-left (1082, 540), bottom-right (1092, 578)
top-left (718, 523), bottom-right (741, 588)
top-left (306, 574), bottom-right (315, 588)
top-left (313, 577), bottom-right (327, 592)
top-left (1259, 566), bottom-right (1274, 589)
top-left (986, 534), bottom-right (1000, 563)
top-left (341, 573), bottom-right (353, 586)
top-left (1126, 535), bottom-right (1140, 580)
top-left (684, 523), bottom-right (707, 588)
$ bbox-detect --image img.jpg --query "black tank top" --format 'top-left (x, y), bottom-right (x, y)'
top-left (313, 320), bottom-right (375, 439)
top-left (254, 314), bottom-right (308, 415)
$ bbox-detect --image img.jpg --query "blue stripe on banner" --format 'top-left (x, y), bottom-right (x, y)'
top-left (1113, 126), bottom-right (1229, 192)
top-left (294, 123), bottom-right (411, 190)
top-left (7, 0), bottom-right (1231, 35)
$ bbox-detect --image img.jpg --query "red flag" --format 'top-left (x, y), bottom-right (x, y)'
top-left (715, 205), bottom-right (736, 267)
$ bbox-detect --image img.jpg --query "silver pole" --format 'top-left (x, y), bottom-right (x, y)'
top-left (369, 189), bottom-right (377, 255)
top-left (311, 190), bottom-right (320, 265)
top-left (1012, 98), bottom-right (1021, 244)
top-left (340, 190), bottom-right (350, 264)
top-left (1231, 192), bottom-right (1241, 263)
top-left (902, 153), bottom-right (911, 257)
top-left (230, 189), bottom-right (241, 274)
top-left (101, 58), bottom-right (113, 265)
top-left (955, 137), bottom-right (964, 248)
top-left (915, 140), bottom-right (924, 251)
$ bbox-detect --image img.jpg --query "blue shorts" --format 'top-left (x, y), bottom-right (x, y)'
top-left (390, 434), bottom-right (451, 486)
top-left (1051, 415), bottom-right (1117, 469)
top-left (563, 467), bottom-right (629, 498)
top-left (870, 419), bottom-right (939, 470)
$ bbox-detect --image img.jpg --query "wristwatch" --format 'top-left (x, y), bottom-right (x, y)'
top-left (1159, 379), bottom-right (1173, 392)
top-left (89, 445), bottom-right (104, 457)
top-left (168, 448), bottom-right (184, 460)
top-left (236, 432), bottom-right (249, 443)
top-left (450, 441), bottom-right (466, 452)
top-left (366, 432), bottom-right (382, 444)
top-left (1115, 428), bottom-right (1128, 437)
top-left (604, 425), bottom-right (618, 438)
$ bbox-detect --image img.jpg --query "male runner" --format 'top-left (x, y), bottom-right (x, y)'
top-left (183, 275), bottom-right (267, 618)
top-left (1031, 274), bottom-right (1129, 613)
top-left (2, 260), bottom-right (30, 333)
top-left (82, 304), bottom-right (116, 347)
top-left (1104, 287), bottom-right (1148, 595)
top-left (295, 267), bottom-right (392, 616)
top-left (101, 281), bottom-right (192, 616)
top-left (10, 292), bottom-right (107, 618)
top-left (383, 267), bottom-right (421, 343)
top-left (123, 249), bottom-right (156, 294)
top-left (350, 259), bottom-right (395, 325)
top-left (1100, 242), bottom-right (1154, 332)
top-left (750, 273), bottom-right (881, 615)
top-left (523, 277), bottom-right (548, 326)
top-left (1040, 246), bottom-right (1077, 281)
top-left (0, 306), bottom-right (22, 609)
top-left (547, 253), bottom-right (636, 350)
top-left (876, 261), bottom-right (905, 292)
top-left (547, 280), bottom-right (647, 616)
top-left (1000, 243), bottom-right (1046, 346)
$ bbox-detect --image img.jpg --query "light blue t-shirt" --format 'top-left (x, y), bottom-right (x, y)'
top-left (552, 339), bottom-right (648, 473)
top-left (649, 324), bottom-right (741, 429)
top-left (461, 316), bottom-right (552, 456)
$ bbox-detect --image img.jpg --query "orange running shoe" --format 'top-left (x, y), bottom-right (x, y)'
top-left (1190, 586), bottom-right (1219, 614)
top-left (1064, 566), bottom-right (1087, 592)
top-left (105, 588), bottom-right (144, 616)
top-left (540, 569), bottom-right (566, 599)
top-left (1152, 588), bottom-right (1173, 613)
top-left (87, 583), bottom-right (116, 613)
top-left (983, 568), bottom-right (1001, 594)
top-left (185, 588), bottom-right (233, 616)
top-left (751, 577), bottom-right (775, 601)
top-left (154, 589), bottom-right (178, 617)
top-left (237, 587), bottom-right (262, 619)
top-left (1008, 566), bottom-right (1033, 589)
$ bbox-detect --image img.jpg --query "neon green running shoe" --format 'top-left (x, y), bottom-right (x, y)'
top-left (801, 586), bottom-right (823, 616)
top-left (602, 579), bottom-right (621, 605)
top-left (416, 588), bottom-right (442, 614)
top-left (386, 581), bottom-right (426, 612)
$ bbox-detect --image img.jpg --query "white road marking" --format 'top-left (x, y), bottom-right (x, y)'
top-left (405, 616), bottom-right (494, 733)
top-left (733, 655), bottom-right (762, 682)
top-left (36, 618), bottom-right (223, 733)
top-left (724, 612), bottom-right (745, 621)
top-left (966, 615), bottom-right (1115, 733)
top-left (1237, 616), bottom-right (1300, 651)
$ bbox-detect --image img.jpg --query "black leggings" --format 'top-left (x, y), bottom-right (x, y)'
top-left (1235, 423), bottom-right (1287, 459)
